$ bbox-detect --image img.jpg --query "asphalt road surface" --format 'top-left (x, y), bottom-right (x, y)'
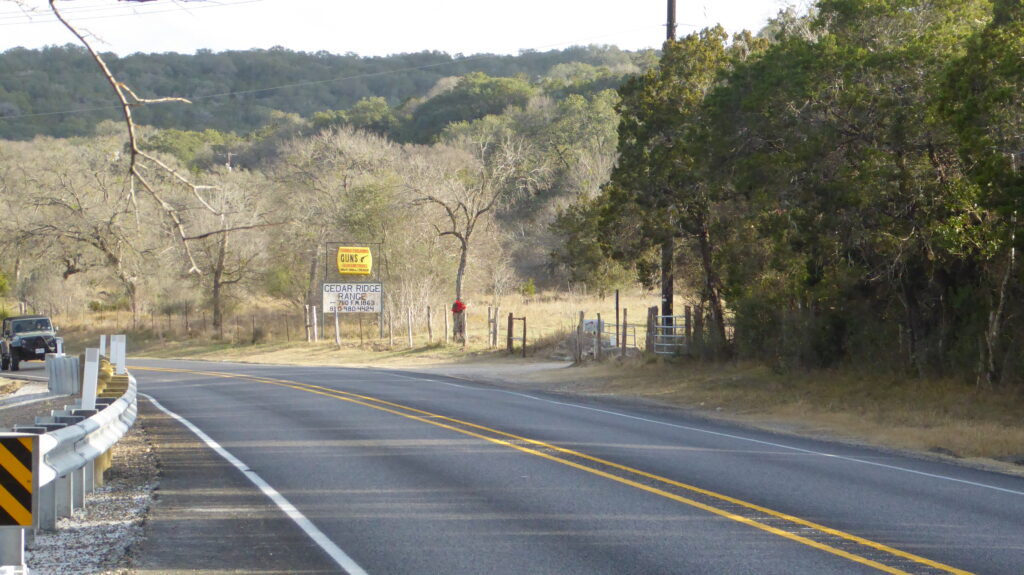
top-left (130, 359), bottom-right (1024, 575)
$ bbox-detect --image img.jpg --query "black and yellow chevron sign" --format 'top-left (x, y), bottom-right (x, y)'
top-left (0, 436), bottom-right (34, 526)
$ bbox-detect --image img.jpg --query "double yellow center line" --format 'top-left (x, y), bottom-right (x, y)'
top-left (136, 366), bottom-right (973, 575)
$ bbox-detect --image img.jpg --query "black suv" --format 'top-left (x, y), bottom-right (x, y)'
top-left (1, 315), bottom-right (60, 371)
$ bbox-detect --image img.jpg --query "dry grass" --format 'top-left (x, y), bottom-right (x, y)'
top-left (539, 359), bottom-right (1024, 464)
top-left (0, 378), bottom-right (23, 398)
top-left (44, 289), bottom-right (1024, 473)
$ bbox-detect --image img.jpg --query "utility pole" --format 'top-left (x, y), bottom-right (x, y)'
top-left (667, 0), bottom-right (677, 40)
top-left (661, 0), bottom-right (677, 324)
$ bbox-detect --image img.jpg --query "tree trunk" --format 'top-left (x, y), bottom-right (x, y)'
top-left (696, 212), bottom-right (728, 357)
top-left (454, 236), bottom-right (469, 301)
top-left (211, 231), bottom-right (228, 332)
top-left (306, 240), bottom-right (323, 309)
top-left (981, 237), bottom-right (1015, 387)
top-left (660, 236), bottom-right (674, 321)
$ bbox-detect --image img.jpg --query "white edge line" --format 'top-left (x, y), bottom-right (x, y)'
top-left (139, 393), bottom-right (370, 575)
top-left (385, 372), bottom-right (1024, 497)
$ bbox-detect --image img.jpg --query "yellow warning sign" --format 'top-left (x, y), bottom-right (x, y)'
top-left (336, 247), bottom-right (372, 276)
top-left (0, 436), bottom-right (34, 526)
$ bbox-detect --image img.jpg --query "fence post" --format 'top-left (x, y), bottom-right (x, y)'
top-left (488, 307), bottom-right (493, 349)
top-left (694, 305), bottom-right (704, 358)
top-left (407, 308), bottom-right (414, 348)
top-left (595, 313), bottom-right (602, 361)
top-left (646, 307), bottom-right (656, 354)
top-left (312, 306), bottom-right (319, 342)
top-left (304, 305), bottom-right (311, 342)
top-left (387, 311), bottom-right (394, 348)
top-left (576, 311), bottom-right (584, 363)
top-left (427, 306), bottom-right (433, 343)
top-left (507, 313), bottom-right (514, 353)
top-left (615, 290), bottom-right (620, 351)
top-left (621, 308), bottom-right (628, 358)
top-left (493, 307), bottom-right (500, 347)
top-left (521, 316), bottom-right (527, 358)
top-left (444, 309), bottom-right (450, 344)
top-left (685, 305), bottom-right (693, 350)
top-left (334, 307), bottom-right (341, 348)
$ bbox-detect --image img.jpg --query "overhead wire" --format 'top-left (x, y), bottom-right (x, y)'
top-left (0, 0), bottom-right (266, 26)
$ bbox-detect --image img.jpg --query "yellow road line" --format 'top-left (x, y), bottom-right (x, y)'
top-left (134, 366), bottom-right (975, 575)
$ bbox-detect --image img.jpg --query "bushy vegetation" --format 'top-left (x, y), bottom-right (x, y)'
top-left (589, 0), bottom-right (1024, 385)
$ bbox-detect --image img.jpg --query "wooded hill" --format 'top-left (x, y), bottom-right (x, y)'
top-left (0, 44), bottom-right (651, 141)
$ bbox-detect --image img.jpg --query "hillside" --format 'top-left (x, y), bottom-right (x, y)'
top-left (0, 44), bottom-right (651, 140)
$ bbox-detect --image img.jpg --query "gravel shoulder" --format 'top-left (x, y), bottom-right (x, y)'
top-left (0, 376), bottom-right (157, 575)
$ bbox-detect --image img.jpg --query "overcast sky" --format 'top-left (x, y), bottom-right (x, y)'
top-left (0, 0), bottom-right (800, 57)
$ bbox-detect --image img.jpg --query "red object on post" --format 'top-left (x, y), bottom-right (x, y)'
top-left (451, 299), bottom-right (466, 314)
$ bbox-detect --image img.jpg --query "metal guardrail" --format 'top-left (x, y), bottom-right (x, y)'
top-left (39, 374), bottom-right (137, 490)
top-left (0, 339), bottom-right (137, 572)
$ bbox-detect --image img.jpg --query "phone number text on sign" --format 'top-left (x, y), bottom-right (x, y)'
top-left (322, 283), bottom-right (383, 313)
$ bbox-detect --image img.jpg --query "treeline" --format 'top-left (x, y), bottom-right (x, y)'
top-left (0, 44), bottom-right (650, 141)
top-left (567, 0), bottom-right (1024, 385)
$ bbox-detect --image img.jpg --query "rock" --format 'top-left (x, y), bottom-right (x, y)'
top-left (928, 446), bottom-right (961, 458)
top-left (994, 454), bottom-right (1024, 466)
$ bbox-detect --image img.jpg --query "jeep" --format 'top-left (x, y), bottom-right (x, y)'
top-left (1, 315), bottom-right (60, 371)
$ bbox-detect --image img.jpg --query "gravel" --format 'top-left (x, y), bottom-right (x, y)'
top-left (25, 421), bottom-right (157, 575)
top-left (0, 379), bottom-right (157, 575)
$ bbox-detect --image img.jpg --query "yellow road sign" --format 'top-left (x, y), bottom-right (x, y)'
top-left (0, 436), bottom-right (34, 526)
top-left (336, 247), bottom-right (372, 276)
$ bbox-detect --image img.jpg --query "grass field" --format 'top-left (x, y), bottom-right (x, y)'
top-left (42, 289), bottom-right (1024, 474)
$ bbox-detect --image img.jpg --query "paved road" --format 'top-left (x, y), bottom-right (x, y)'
top-left (131, 359), bottom-right (1024, 574)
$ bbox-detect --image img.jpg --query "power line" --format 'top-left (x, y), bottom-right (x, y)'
top-left (0, 0), bottom-right (265, 26)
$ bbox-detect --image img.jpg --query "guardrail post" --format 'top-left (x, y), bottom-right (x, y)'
top-left (72, 468), bottom-right (85, 510)
top-left (111, 335), bottom-right (127, 375)
top-left (81, 348), bottom-right (100, 411)
top-left (0, 527), bottom-right (25, 571)
top-left (37, 483), bottom-right (55, 532)
top-left (84, 460), bottom-right (95, 494)
top-left (55, 475), bottom-right (73, 519)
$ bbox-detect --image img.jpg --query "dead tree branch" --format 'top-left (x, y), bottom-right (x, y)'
top-left (48, 0), bottom-right (221, 274)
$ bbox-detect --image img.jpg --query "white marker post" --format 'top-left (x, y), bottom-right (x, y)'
top-left (82, 348), bottom-right (99, 411)
top-left (98, 334), bottom-right (108, 358)
top-left (111, 335), bottom-right (127, 375)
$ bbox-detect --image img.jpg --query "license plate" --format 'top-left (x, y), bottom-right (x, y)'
top-left (35, 348), bottom-right (44, 354)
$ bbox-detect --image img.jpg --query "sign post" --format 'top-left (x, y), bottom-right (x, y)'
top-left (324, 242), bottom-right (385, 342)
top-left (0, 433), bottom-right (38, 572)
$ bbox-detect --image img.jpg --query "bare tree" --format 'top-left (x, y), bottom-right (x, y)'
top-left (406, 135), bottom-right (547, 341)
top-left (186, 170), bottom-right (278, 334)
top-left (0, 134), bottom-right (155, 320)
top-left (35, 0), bottom-right (265, 279)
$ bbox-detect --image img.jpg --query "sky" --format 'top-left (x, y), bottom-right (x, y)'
top-left (0, 0), bottom-right (801, 57)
